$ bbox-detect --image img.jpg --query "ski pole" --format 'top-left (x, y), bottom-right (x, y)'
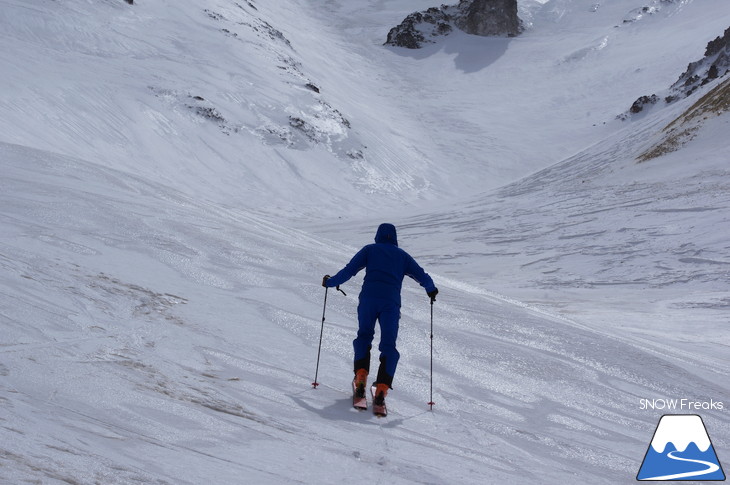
top-left (427, 300), bottom-right (435, 409)
top-left (311, 284), bottom-right (346, 389)
top-left (312, 287), bottom-right (328, 389)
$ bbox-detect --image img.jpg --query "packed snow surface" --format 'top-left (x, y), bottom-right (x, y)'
top-left (1, 0), bottom-right (729, 484)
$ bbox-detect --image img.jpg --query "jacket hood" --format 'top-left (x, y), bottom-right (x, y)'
top-left (374, 223), bottom-right (398, 246)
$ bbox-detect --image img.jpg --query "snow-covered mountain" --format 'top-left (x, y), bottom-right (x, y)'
top-left (1, 0), bottom-right (729, 484)
top-left (638, 415), bottom-right (725, 481)
top-left (651, 415), bottom-right (712, 453)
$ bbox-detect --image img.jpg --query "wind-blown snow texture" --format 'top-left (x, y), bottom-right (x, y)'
top-left (1, 0), bottom-right (729, 484)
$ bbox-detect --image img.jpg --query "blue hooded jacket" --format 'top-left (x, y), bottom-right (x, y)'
top-left (326, 223), bottom-right (436, 304)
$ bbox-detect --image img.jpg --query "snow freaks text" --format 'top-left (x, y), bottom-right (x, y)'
top-left (640, 398), bottom-right (724, 411)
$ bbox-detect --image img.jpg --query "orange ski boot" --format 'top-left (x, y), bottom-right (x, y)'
top-left (352, 369), bottom-right (368, 410)
top-left (371, 383), bottom-right (389, 417)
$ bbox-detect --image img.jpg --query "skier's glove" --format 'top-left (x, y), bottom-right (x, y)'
top-left (428, 288), bottom-right (438, 302)
top-left (322, 275), bottom-right (331, 287)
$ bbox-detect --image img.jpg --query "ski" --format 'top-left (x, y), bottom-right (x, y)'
top-left (352, 380), bottom-right (367, 410)
top-left (370, 385), bottom-right (387, 417)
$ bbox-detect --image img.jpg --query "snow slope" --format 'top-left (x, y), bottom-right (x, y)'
top-left (1, 0), bottom-right (729, 483)
top-left (3, 139), bottom-right (727, 484)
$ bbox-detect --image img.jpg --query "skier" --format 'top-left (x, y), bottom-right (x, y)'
top-left (322, 223), bottom-right (438, 415)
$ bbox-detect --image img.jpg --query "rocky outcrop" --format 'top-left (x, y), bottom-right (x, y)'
top-left (456, 0), bottom-right (521, 37)
top-left (384, 0), bottom-right (522, 49)
top-left (624, 27), bottom-right (730, 116)
top-left (384, 8), bottom-right (455, 50)
top-left (668, 26), bottom-right (730, 100)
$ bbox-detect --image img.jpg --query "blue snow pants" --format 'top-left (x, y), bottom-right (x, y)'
top-left (354, 296), bottom-right (400, 387)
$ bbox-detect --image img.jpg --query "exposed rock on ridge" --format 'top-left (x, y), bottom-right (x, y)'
top-left (456, 0), bottom-right (521, 37)
top-left (625, 26), bottom-right (730, 116)
top-left (385, 0), bottom-right (522, 49)
top-left (637, 77), bottom-right (730, 161)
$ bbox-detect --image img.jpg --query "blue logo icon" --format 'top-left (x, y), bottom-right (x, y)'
top-left (637, 414), bottom-right (726, 481)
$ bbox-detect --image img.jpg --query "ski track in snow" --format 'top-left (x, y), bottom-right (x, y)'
top-left (642, 451), bottom-right (721, 481)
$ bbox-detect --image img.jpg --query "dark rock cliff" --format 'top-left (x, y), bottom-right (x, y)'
top-left (385, 0), bottom-right (522, 49)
